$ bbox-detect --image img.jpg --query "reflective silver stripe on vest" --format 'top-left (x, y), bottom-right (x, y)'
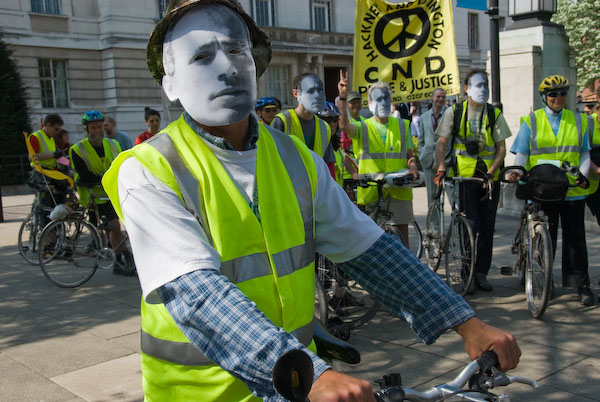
top-left (361, 119), bottom-right (406, 160)
top-left (220, 252), bottom-right (271, 283)
top-left (588, 115), bottom-right (598, 148)
top-left (76, 143), bottom-right (91, 169)
top-left (145, 134), bottom-right (213, 245)
top-left (530, 111), bottom-right (584, 156)
top-left (281, 110), bottom-right (292, 134)
top-left (35, 131), bottom-right (51, 152)
top-left (317, 117), bottom-right (329, 155)
top-left (108, 139), bottom-right (119, 157)
top-left (141, 319), bottom-right (315, 367)
top-left (454, 149), bottom-right (494, 160)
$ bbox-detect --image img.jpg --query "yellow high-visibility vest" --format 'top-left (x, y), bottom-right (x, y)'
top-left (354, 116), bottom-right (411, 204)
top-left (29, 129), bottom-right (57, 169)
top-left (70, 137), bottom-right (120, 206)
top-left (275, 109), bottom-right (331, 158)
top-left (103, 115), bottom-right (318, 402)
top-left (521, 108), bottom-right (588, 198)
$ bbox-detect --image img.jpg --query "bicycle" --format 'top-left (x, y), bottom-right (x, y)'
top-left (499, 162), bottom-right (583, 318)
top-left (37, 191), bottom-right (133, 288)
top-left (18, 131), bottom-right (75, 265)
top-left (273, 335), bottom-right (539, 402)
top-left (358, 172), bottom-right (423, 258)
top-left (422, 171), bottom-right (490, 296)
top-left (314, 172), bottom-right (424, 338)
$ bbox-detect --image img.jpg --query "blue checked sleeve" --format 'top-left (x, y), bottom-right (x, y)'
top-left (156, 269), bottom-right (330, 401)
top-left (337, 233), bottom-right (475, 344)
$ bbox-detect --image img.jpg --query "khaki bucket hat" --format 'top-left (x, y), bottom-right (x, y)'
top-left (147, 0), bottom-right (271, 84)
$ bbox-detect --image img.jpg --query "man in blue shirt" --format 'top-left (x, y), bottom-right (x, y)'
top-left (104, 116), bottom-right (134, 150)
top-left (510, 75), bottom-right (594, 306)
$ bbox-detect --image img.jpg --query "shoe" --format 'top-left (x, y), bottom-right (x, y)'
top-left (475, 273), bottom-right (493, 291)
top-left (113, 264), bottom-right (136, 277)
top-left (578, 287), bottom-right (595, 307)
top-left (466, 281), bottom-right (476, 295)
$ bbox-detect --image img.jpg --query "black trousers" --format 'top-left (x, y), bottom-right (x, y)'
top-left (585, 185), bottom-right (600, 226)
top-left (539, 199), bottom-right (590, 289)
top-left (458, 180), bottom-right (500, 276)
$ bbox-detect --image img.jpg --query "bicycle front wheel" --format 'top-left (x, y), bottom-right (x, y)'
top-left (18, 212), bottom-right (40, 264)
top-left (38, 219), bottom-right (101, 288)
top-left (316, 254), bottom-right (380, 330)
top-left (525, 224), bottom-right (553, 318)
top-left (424, 201), bottom-right (443, 272)
top-left (445, 215), bottom-right (476, 296)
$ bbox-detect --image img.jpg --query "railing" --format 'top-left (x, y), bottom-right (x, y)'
top-left (262, 26), bottom-right (353, 53)
top-left (0, 154), bottom-right (31, 185)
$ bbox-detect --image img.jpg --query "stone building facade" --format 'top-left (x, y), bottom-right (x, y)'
top-left (1, 0), bottom-right (508, 141)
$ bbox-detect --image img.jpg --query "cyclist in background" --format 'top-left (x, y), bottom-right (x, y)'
top-left (28, 113), bottom-right (70, 223)
top-left (509, 75), bottom-right (594, 306)
top-left (71, 111), bottom-right (135, 276)
top-left (434, 69), bottom-right (511, 293)
top-left (337, 73), bottom-right (419, 245)
top-left (255, 96), bottom-right (278, 125)
top-left (317, 101), bottom-right (358, 186)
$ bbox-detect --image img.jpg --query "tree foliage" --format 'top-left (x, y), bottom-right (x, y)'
top-left (552, 0), bottom-right (600, 89)
top-left (0, 31), bottom-right (32, 185)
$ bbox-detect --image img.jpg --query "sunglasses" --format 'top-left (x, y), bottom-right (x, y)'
top-left (547, 90), bottom-right (568, 98)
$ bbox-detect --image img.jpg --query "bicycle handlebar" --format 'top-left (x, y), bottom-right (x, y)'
top-left (272, 350), bottom-right (538, 402)
top-left (499, 163), bottom-right (587, 189)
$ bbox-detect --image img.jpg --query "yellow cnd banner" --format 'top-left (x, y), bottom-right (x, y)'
top-left (353, 0), bottom-right (460, 105)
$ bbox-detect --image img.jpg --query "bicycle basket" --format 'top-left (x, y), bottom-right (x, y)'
top-left (517, 164), bottom-right (569, 203)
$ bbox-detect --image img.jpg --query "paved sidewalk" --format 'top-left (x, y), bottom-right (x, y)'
top-left (1, 188), bottom-right (599, 401)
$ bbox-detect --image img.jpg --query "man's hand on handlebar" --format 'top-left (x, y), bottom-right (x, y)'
top-left (433, 170), bottom-right (446, 187)
top-left (506, 171), bottom-right (521, 183)
top-left (455, 317), bottom-right (521, 372)
top-left (309, 369), bottom-right (376, 402)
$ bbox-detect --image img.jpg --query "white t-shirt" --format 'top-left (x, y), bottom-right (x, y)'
top-left (117, 137), bottom-right (383, 300)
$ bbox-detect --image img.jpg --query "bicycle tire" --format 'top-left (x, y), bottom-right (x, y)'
top-left (315, 254), bottom-right (379, 330)
top-left (18, 212), bottom-right (40, 265)
top-left (423, 201), bottom-right (443, 272)
top-left (314, 279), bottom-right (328, 327)
top-left (525, 224), bottom-right (553, 318)
top-left (514, 215), bottom-right (528, 286)
top-left (38, 219), bottom-right (101, 288)
top-left (445, 215), bottom-right (476, 296)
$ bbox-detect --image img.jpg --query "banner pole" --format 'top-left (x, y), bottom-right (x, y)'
top-left (487, 0), bottom-right (502, 111)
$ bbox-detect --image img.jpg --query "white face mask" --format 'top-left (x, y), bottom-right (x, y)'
top-left (368, 87), bottom-right (392, 118)
top-left (161, 5), bottom-right (256, 126)
top-left (297, 75), bottom-right (325, 114)
top-left (466, 73), bottom-right (490, 105)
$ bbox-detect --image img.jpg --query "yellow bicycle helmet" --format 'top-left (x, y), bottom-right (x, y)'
top-left (539, 75), bottom-right (569, 94)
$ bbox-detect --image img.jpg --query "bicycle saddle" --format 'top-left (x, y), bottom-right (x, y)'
top-left (313, 319), bottom-right (361, 364)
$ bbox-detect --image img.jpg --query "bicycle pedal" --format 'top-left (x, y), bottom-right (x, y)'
top-left (500, 266), bottom-right (513, 276)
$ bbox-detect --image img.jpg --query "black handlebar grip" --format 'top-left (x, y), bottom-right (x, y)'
top-left (374, 387), bottom-right (406, 402)
top-left (477, 351), bottom-right (499, 373)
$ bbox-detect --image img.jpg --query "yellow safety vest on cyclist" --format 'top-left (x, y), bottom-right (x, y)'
top-left (355, 117), bottom-right (411, 204)
top-left (586, 113), bottom-right (600, 194)
top-left (521, 108), bottom-right (588, 198)
top-left (275, 109), bottom-right (331, 158)
top-left (334, 148), bottom-right (345, 186)
top-left (452, 101), bottom-right (502, 179)
top-left (102, 115), bottom-right (318, 402)
top-left (70, 138), bottom-right (121, 207)
top-left (29, 130), bottom-right (57, 169)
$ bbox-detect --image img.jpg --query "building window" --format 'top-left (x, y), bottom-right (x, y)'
top-left (38, 59), bottom-right (69, 108)
top-left (31, 0), bottom-right (61, 15)
top-left (251, 0), bottom-right (275, 26)
top-left (266, 65), bottom-right (290, 106)
top-left (468, 13), bottom-right (479, 49)
top-left (158, 0), bottom-right (169, 18)
top-left (312, 0), bottom-right (331, 32)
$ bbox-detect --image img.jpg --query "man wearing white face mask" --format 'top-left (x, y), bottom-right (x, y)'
top-left (337, 72), bottom-right (420, 245)
top-left (272, 73), bottom-right (336, 177)
top-left (101, 3), bottom-right (521, 401)
top-left (434, 69), bottom-right (512, 293)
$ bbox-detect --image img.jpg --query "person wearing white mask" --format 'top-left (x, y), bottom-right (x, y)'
top-left (434, 69), bottom-right (512, 293)
top-left (272, 73), bottom-right (336, 177)
top-left (337, 72), bottom-right (419, 245)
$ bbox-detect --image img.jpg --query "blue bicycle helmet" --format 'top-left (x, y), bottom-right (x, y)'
top-left (317, 101), bottom-right (340, 118)
top-left (255, 97), bottom-right (278, 111)
top-left (81, 110), bottom-right (104, 125)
